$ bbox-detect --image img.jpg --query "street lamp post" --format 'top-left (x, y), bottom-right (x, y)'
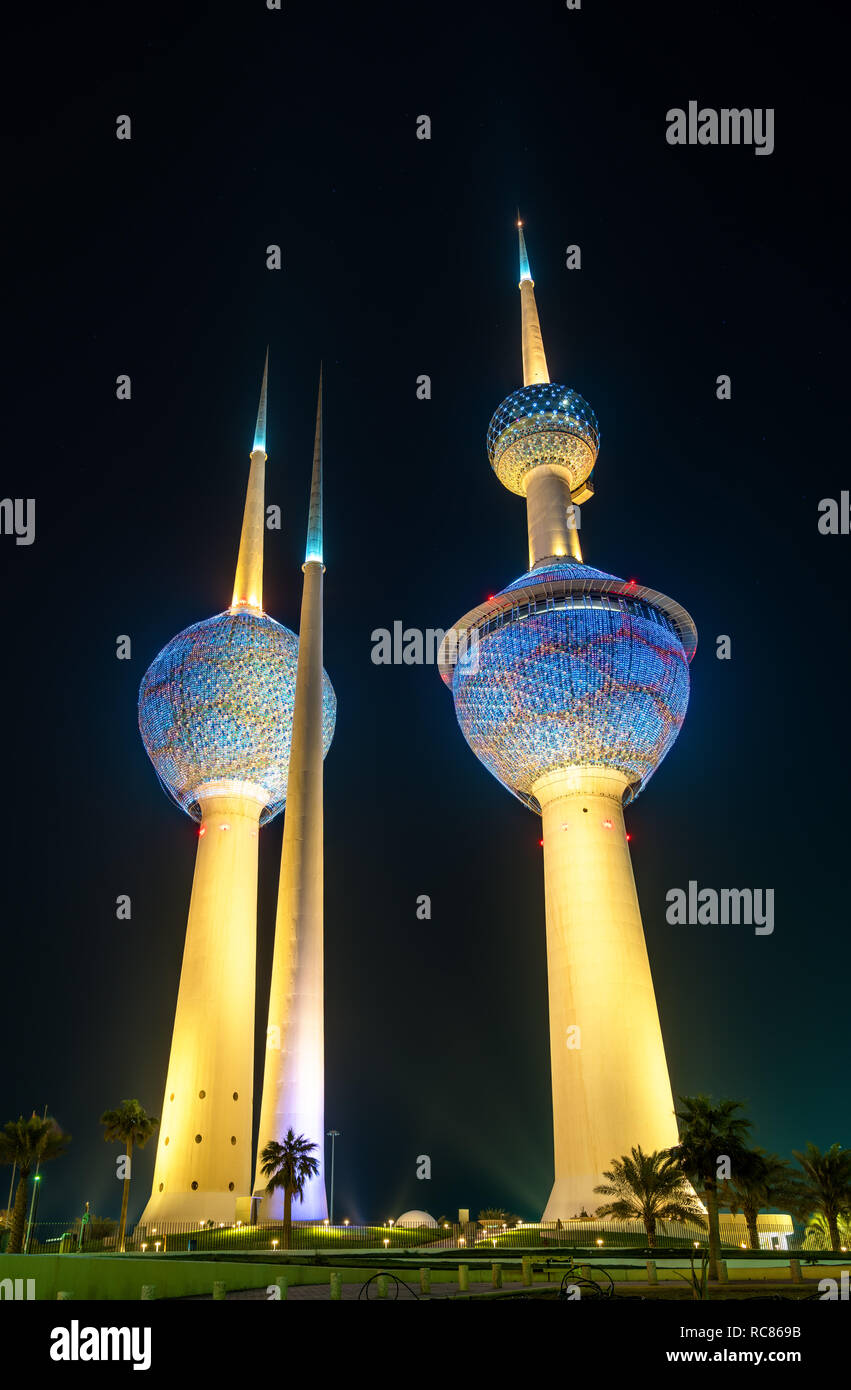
top-left (20, 1104), bottom-right (48, 1254)
top-left (326, 1130), bottom-right (340, 1225)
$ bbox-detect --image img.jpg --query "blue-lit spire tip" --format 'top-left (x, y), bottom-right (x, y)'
top-left (305, 365), bottom-right (324, 564)
top-left (253, 346), bottom-right (269, 453)
top-left (517, 218), bottom-right (532, 283)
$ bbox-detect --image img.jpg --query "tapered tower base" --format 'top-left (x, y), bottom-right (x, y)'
top-left (535, 766), bottom-right (679, 1221)
top-left (140, 785), bottom-right (263, 1228)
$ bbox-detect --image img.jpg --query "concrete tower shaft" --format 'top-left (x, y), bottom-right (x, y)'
top-left (139, 358), bottom-right (275, 1229)
top-left (535, 766), bottom-right (680, 1218)
top-left (254, 371), bottom-right (330, 1221)
top-left (518, 223), bottom-right (550, 387)
top-left (141, 787), bottom-right (264, 1225)
top-left (526, 467), bottom-right (581, 568)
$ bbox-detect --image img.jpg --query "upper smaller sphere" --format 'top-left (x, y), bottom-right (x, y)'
top-left (487, 383), bottom-right (599, 497)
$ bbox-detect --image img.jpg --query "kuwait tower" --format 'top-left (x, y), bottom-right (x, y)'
top-left (438, 224), bottom-right (697, 1219)
top-left (254, 371), bottom-right (331, 1221)
top-left (137, 356), bottom-right (335, 1225)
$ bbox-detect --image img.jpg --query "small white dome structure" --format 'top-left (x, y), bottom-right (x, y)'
top-left (395, 1210), bottom-right (438, 1228)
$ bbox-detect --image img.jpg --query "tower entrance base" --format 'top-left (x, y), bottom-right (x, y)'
top-left (535, 765), bottom-right (680, 1221)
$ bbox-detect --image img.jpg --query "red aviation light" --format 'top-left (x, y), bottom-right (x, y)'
top-left (198, 826), bottom-right (207, 837)
top-left (626, 832), bottom-right (633, 842)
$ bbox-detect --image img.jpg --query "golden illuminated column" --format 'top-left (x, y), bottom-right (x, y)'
top-left (138, 352), bottom-right (298, 1227)
top-left (525, 468), bottom-right (583, 567)
top-left (141, 786), bottom-right (264, 1225)
top-left (254, 371), bottom-right (329, 1221)
top-left (535, 767), bottom-right (680, 1219)
top-left (518, 221), bottom-right (549, 386)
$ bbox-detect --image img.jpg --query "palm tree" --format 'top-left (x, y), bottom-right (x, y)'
top-left (259, 1130), bottom-right (319, 1249)
top-left (100, 1100), bottom-right (159, 1252)
top-left (803, 1210), bottom-right (851, 1251)
top-left (593, 1146), bottom-right (706, 1247)
top-left (478, 1207), bottom-right (519, 1225)
top-left (792, 1143), bottom-right (851, 1253)
top-left (719, 1149), bottom-right (806, 1251)
top-left (0, 1114), bottom-right (71, 1253)
top-left (668, 1094), bottom-right (752, 1280)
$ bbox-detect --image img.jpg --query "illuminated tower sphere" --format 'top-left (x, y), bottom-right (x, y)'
top-left (138, 355), bottom-right (335, 1227)
top-left (439, 225), bottom-right (697, 1220)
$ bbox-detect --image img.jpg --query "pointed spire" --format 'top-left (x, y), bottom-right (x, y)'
top-left (304, 365), bottom-right (323, 565)
top-left (516, 218), bottom-right (550, 387)
top-left (254, 362), bottom-right (330, 1223)
top-left (231, 351), bottom-right (268, 612)
top-left (252, 346), bottom-right (269, 455)
top-left (518, 218), bottom-right (533, 284)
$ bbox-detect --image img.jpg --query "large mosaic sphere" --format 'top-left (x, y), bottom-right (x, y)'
top-left (138, 609), bottom-right (336, 823)
top-left (487, 383), bottom-right (599, 496)
top-left (448, 561), bottom-right (692, 809)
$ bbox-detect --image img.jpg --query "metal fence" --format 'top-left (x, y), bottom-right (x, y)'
top-left (3, 1216), bottom-right (842, 1256)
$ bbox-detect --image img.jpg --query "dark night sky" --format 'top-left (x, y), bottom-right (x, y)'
top-left (2, 1), bottom-right (847, 1226)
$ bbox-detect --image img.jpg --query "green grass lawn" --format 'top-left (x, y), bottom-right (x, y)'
top-left (29, 1223), bottom-right (456, 1256)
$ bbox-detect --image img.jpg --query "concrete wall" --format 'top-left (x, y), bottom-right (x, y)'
top-left (0, 1255), bottom-right (372, 1300)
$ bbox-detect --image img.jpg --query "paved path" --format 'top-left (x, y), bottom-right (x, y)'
top-left (184, 1276), bottom-right (818, 1302)
top-left (186, 1278), bottom-right (540, 1300)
